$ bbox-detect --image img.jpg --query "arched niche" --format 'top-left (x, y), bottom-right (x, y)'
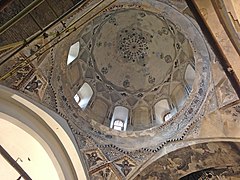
top-left (154, 99), bottom-right (173, 125)
top-left (0, 85), bottom-right (87, 180)
top-left (90, 98), bottom-right (109, 125)
top-left (132, 106), bottom-right (151, 130)
top-left (67, 62), bottom-right (83, 88)
top-left (171, 83), bottom-right (188, 110)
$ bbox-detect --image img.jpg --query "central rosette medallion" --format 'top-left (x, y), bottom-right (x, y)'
top-left (92, 9), bottom-right (191, 94)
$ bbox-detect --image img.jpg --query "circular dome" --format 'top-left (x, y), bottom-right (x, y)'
top-left (63, 7), bottom-right (197, 131)
top-left (57, 0), bottom-right (211, 136)
top-left (92, 9), bottom-right (189, 94)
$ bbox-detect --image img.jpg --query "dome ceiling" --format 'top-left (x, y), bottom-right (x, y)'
top-left (1, 0), bottom-right (240, 179)
top-left (91, 9), bottom-right (193, 94)
top-left (1, 0), bottom-right (239, 179)
top-left (63, 4), bottom-right (197, 131)
top-left (53, 0), bottom-right (210, 140)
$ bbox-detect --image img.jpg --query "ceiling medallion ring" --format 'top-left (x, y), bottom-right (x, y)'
top-left (118, 27), bottom-right (151, 65)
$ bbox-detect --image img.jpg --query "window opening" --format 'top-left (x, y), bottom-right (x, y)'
top-left (113, 120), bottom-right (124, 131)
top-left (67, 42), bottom-right (80, 65)
top-left (74, 83), bottom-right (93, 110)
top-left (154, 99), bottom-right (171, 124)
top-left (110, 106), bottom-right (129, 131)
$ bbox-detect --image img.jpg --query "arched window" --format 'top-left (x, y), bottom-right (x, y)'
top-left (67, 42), bottom-right (80, 65)
top-left (163, 112), bottom-right (173, 122)
top-left (184, 64), bottom-right (195, 92)
top-left (113, 120), bottom-right (124, 131)
top-left (154, 99), bottom-right (171, 124)
top-left (110, 106), bottom-right (129, 131)
top-left (74, 83), bottom-right (93, 110)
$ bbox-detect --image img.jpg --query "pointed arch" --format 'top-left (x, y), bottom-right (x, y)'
top-left (0, 85), bottom-right (87, 180)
